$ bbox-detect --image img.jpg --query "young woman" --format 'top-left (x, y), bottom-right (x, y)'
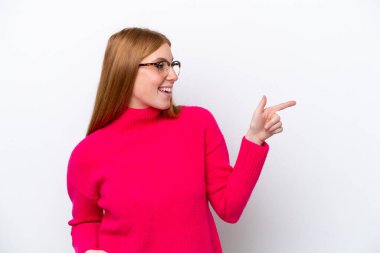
top-left (67, 27), bottom-right (296, 253)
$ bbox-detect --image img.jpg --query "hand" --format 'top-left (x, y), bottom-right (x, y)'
top-left (85, 250), bottom-right (108, 253)
top-left (246, 95), bottom-right (296, 145)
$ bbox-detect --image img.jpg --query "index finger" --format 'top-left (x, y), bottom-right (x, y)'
top-left (269, 100), bottom-right (297, 114)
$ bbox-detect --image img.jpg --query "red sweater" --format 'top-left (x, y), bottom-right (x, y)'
top-left (67, 105), bottom-right (269, 253)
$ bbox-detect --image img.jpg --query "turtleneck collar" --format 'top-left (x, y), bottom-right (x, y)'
top-left (109, 106), bottom-right (162, 130)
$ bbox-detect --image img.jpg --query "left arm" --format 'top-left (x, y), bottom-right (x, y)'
top-left (205, 96), bottom-right (296, 223)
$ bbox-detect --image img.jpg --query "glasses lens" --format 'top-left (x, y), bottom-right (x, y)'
top-left (172, 61), bottom-right (181, 76)
top-left (156, 61), bottom-right (169, 71)
top-left (154, 61), bottom-right (181, 76)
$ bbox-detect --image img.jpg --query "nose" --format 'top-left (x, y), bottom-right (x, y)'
top-left (165, 66), bottom-right (179, 82)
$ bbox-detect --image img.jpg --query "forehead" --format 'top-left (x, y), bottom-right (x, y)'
top-left (142, 43), bottom-right (173, 62)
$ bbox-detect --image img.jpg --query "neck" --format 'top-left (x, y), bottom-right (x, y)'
top-left (110, 106), bottom-right (162, 129)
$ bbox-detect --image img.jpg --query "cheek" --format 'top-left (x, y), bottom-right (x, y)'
top-left (134, 74), bottom-right (163, 95)
top-left (148, 74), bottom-right (164, 86)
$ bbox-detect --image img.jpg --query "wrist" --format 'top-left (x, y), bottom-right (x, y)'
top-left (245, 131), bottom-right (264, 145)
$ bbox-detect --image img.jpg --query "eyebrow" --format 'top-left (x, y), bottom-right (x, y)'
top-left (151, 57), bottom-right (174, 62)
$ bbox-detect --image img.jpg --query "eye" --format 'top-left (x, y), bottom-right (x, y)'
top-left (154, 61), bottom-right (166, 70)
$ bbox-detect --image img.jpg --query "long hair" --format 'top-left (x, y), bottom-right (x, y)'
top-left (86, 27), bottom-right (182, 136)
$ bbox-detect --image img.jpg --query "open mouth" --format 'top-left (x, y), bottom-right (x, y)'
top-left (158, 87), bottom-right (172, 94)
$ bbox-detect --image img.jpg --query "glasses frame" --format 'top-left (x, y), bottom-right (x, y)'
top-left (138, 60), bottom-right (181, 76)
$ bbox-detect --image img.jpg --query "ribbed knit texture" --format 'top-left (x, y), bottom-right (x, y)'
top-left (67, 105), bottom-right (269, 253)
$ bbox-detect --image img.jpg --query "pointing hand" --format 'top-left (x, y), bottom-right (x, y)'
top-left (246, 95), bottom-right (296, 145)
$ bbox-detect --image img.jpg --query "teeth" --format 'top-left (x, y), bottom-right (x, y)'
top-left (159, 87), bottom-right (172, 93)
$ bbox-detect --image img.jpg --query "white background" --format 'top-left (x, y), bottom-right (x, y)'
top-left (1, 0), bottom-right (379, 252)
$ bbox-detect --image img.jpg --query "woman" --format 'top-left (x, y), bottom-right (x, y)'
top-left (67, 27), bottom-right (296, 253)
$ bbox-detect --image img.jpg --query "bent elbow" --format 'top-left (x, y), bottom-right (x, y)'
top-left (217, 210), bottom-right (242, 224)
top-left (221, 214), bottom-right (241, 223)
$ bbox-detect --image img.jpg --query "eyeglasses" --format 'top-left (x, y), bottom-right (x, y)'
top-left (139, 60), bottom-right (181, 77)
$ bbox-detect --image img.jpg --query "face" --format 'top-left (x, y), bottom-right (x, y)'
top-left (128, 43), bottom-right (178, 109)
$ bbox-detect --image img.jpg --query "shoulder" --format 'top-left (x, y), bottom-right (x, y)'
top-left (67, 131), bottom-right (105, 170)
top-left (67, 133), bottom-right (108, 191)
top-left (67, 133), bottom-right (106, 196)
top-left (181, 106), bottom-right (224, 147)
top-left (180, 105), bottom-right (217, 124)
top-left (178, 106), bottom-right (222, 139)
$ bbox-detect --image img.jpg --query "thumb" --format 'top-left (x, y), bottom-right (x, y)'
top-left (256, 95), bottom-right (267, 113)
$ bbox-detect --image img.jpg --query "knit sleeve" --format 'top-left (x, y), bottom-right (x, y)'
top-left (203, 108), bottom-right (270, 223)
top-left (67, 142), bottom-right (103, 253)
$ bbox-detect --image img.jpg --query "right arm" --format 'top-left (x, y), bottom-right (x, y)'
top-left (67, 144), bottom-right (106, 253)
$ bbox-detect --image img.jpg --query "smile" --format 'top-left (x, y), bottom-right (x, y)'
top-left (158, 87), bottom-right (172, 93)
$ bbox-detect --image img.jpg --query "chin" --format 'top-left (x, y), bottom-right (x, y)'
top-left (152, 102), bottom-right (170, 110)
top-left (160, 104), bottom-right (171, 110)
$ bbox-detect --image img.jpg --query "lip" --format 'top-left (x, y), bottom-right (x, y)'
top-left (158, 90), bottom-right (172, 97)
